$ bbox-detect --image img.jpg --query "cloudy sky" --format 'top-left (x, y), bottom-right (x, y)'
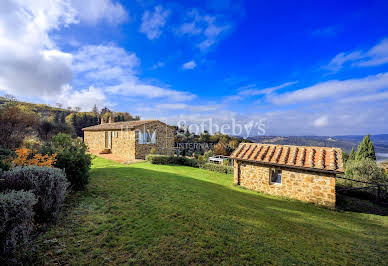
top-left (0, 0), bottom-right (387, 136)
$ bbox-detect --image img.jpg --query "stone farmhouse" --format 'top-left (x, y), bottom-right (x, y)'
top-left (230, 143), bottom-right (344, 208)
top-left (82, 119), bottom-right (175, 160)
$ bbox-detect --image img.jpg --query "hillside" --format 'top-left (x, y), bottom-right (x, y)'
top-left (32, 157), bottom-right (388, 265)
top-left (0, 96), bottom-right (139, 138)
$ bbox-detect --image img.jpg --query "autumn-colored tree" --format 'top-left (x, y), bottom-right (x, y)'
top-left (228, 139), bottom-right (239, 150)
top-left (214, 142), bottom-right (228, 156)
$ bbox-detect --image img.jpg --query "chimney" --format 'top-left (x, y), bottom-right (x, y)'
top-left (101, 117), bottom-right (105, 124)
top-left (109, 116), bottom-right (114, 123)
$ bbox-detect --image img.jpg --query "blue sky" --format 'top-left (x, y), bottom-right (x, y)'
top-left (1, 0), bottom-right (388, 136)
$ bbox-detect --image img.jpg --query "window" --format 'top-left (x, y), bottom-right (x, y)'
top-left (270, 169), bottom-right (282, 184)
top-left (138, 131), bottom-right (156, 144)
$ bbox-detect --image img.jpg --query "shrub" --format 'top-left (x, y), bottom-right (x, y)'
top-left (200, 163), bottom-right (234, 175)
top-left (149, 147), bottom-right (158, 154)
top-left (0, 159), bottom-right (10, 171)
top-left (146, 155), bottom-right (233, 174)
top-left (203, 150), bottom-right (215, 161)
top-left (0, 190), bottom-right (37, 257)
top-left (146, 155), bottom-right (203, 168)
top-left (43, 133), bottom-right (92, 189)
top-left (1, 166), bottom-right (68, 223)
top-left (198, 155), bottom-right (204, 161)
top-left (12, 147), bottom-right (57, 167)
top-left (0, 148), bottom-right (15, 160)
top-left (345, 159), bottom-right (387, 184)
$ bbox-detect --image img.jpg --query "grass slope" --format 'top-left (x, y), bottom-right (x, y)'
top-left (33, 157), bottom-right (388, 265)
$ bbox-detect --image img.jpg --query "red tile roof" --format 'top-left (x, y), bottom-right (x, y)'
top-left (82, 120), bottom-right (173, 131)
top-left (230, 143), bottom-right (344, 173)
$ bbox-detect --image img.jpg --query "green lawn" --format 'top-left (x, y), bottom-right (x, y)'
top-left (33, 157), bottom-right (388, 265)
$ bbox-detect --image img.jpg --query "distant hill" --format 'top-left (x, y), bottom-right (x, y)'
top-left (248, 135), bottom-right (388, 161)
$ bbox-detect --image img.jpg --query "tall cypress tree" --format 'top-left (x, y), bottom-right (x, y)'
top-left (348, 147), bottom-right (356, 161)
top-left (356, 134), bottom-right (376, 161)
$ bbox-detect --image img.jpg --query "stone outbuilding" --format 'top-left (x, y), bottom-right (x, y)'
top-left (82, 120), bottom-right (175, 160)
top-left (230, 143), bottom-right (344, 208)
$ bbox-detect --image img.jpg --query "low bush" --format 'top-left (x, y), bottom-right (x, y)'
top-left (146, 155), bottom-right (233, 175)
top-left (0, 159), bottom-right (10, 171)
top-left (12, 147), bottom-right (57, 167)
top-left (42, 133), bottom-right (92, 189)
top-left (146, 155), bottom-right (203, 167)
top-left (1, 166), bottom-right (69, 223)
top-left (200, 163), bottom-right (234, 175)
top-left (0, 190), bottom-right (37, 257)
top-left (0, 148), bottom-right (15, 160)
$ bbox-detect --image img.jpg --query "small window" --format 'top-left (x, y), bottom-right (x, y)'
top-left (270, 169), bottom-right (282, 184)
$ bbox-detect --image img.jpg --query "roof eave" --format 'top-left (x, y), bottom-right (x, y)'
top-left (232, 157), bottom-right (343, 175)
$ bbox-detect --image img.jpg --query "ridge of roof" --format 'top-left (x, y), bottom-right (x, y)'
top-left (82, 120), bottom-right (173, 131)
top-left (231, 143), bottom-right (344, 174)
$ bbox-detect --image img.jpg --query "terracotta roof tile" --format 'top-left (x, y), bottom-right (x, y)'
top-left (82, 120), bottom-right (173, 131)
top-left (230, 143), bottom-right (344, 173)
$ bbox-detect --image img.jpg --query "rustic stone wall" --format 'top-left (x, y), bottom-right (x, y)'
top-left (234, 160), bottom-right (336, 208)
top-left (83, 121), bottom-right (175, 160)
top-left (84, 131), bottom-right (105, 153)
top-left (111, 130), bottom-right (136, 159)
top-left (134, 121), bottom-right (175, 159)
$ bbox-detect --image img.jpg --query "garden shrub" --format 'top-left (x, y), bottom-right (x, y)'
top-left (146, 155), bottom-right (233, 174)
top-left (200, 163), bottom-right (234, 175)
top-left (0, 190), bottom-right (37, 257)
top-left (12, 147), bottom-right (57, 167)
top-left (42, 133), bottom-right (92, 189)
top-left (146, 155), bottom-right (203, 167)
top-left (1, 166), bottom-right (68, 223)
top-left (149, 147), bottom-right (158, 154)
top-left (0, 159), bottom-right (10, 171)
top-left (0, 148), bottom-right (15, 160)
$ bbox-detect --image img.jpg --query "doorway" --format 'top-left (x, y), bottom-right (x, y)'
top-left (105, 131), bottom-right (112, 149)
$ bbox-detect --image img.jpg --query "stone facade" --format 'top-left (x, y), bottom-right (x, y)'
top-left (234, 160), bottom-right (336, 208)
top-left (84, 120), bottom-right (174, 160)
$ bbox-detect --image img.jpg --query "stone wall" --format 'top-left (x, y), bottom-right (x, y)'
top-left (234, 160), bottom-right (336, 208)
top-left (134, 121), bottom-right (175, 159)
top-left (84, 131), bottom-right (105, 153)
top-left (83, 121), bottom-right (175, 160)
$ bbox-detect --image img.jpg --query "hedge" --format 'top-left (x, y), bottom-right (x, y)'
top-left (1, 166), bottom-right (69, 223)
top-left (200, 162), bottom-right (234, 175)
top-left (0, 190), bottom-right (37, 257)
top-left (146, 155), bottom-right (233, 175)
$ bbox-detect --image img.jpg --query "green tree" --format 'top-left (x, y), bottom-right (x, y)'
top-left (348, 147), bottom-right (356, 160)
top-left (356, 134), bottom-right (376, 161)
top-left (345, 158), bottom-right (387, 185)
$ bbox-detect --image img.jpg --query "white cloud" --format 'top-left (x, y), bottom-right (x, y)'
top-left (239, 81), bottom-right (298, 96)
top-left (313, 115), bottom-right (329, 127)
top-left (223, 81), bottom-right (297, 102)
top-left (72, 44), bottom-right (196, 102)
top-left (339, 90), bottom-right (388, 103)
top-left (0, 0), bottom-right (128, 99)
top-left (156, 103), bottom-right (221, 112)
top-left (0, 0), bottom-right (76, 97)
top-left (70, 0), bottom-right (128, 25)
top-left (325, 51), bottom-right (362, 72)
top-left (177, 9), bottom-right (230, 50)
top-left (139, 5), bottom-right (170, 40)
top-left (56, 85), bottom-right (108, 110)
top-left (182, 60), bottom-right (197, 70)
top-left (325, 38), bottom-right (388, 71)
top-left (151, 61), bottom-right (165, 69)
top-left (272, 72), bottom-right (388, 104)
